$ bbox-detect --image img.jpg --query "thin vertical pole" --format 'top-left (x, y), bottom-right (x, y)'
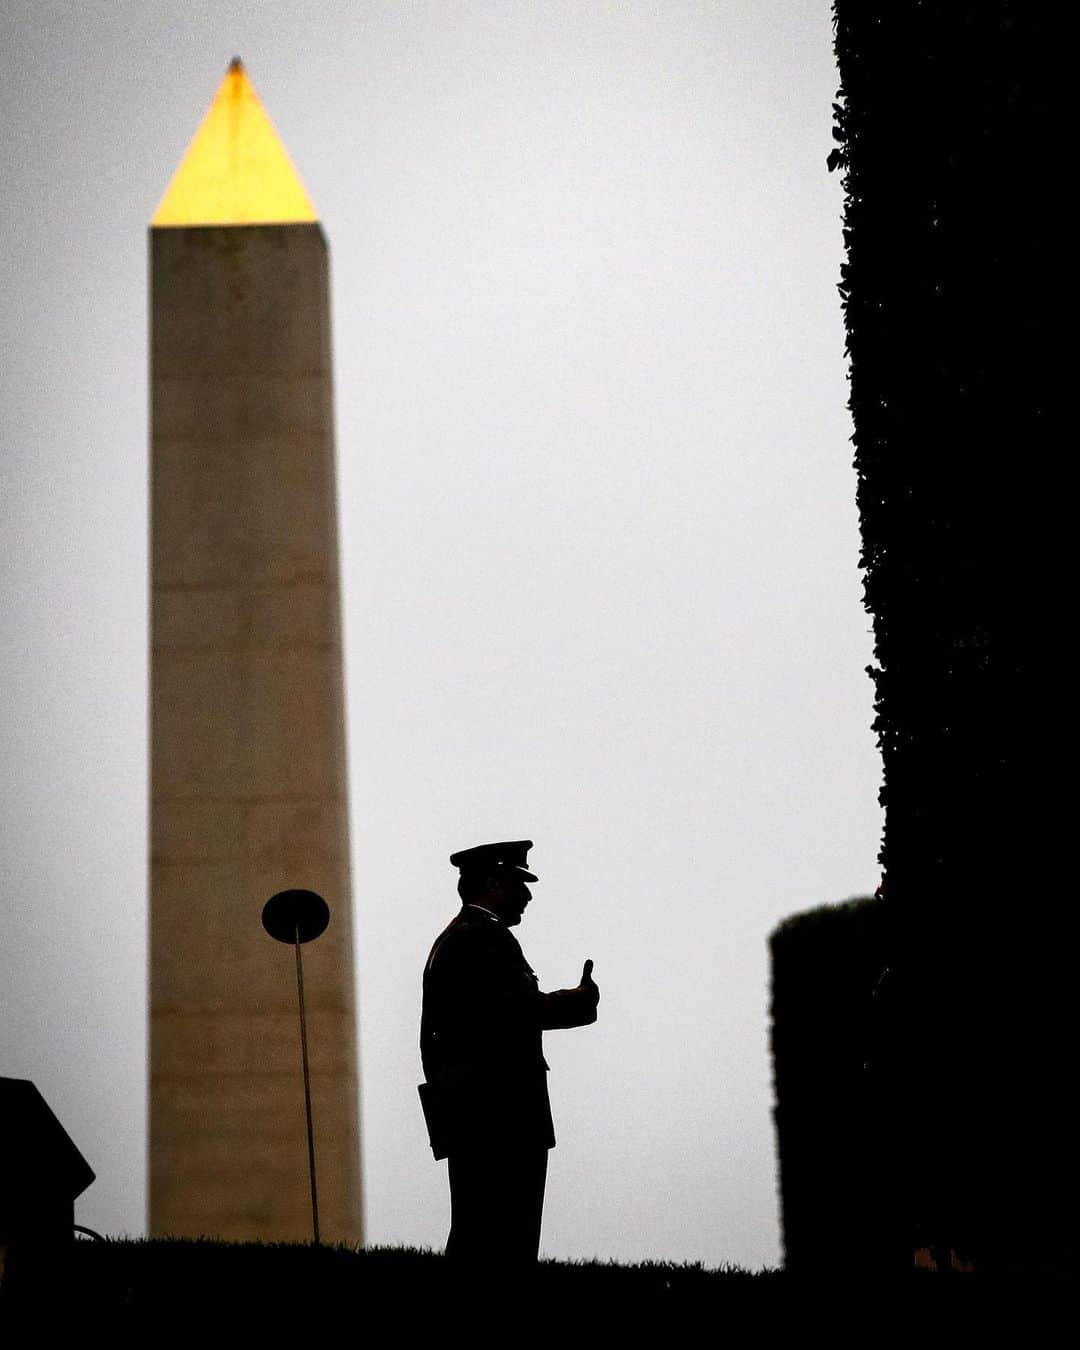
top-left (294, 925), bottom-right (320, 1244)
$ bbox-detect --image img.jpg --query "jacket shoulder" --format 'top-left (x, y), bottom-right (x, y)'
top-left (426, 909), bottom-right (517, 975)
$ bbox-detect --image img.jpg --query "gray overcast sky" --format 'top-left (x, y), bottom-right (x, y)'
top-left (0, 1), bottom-right (879, 1269)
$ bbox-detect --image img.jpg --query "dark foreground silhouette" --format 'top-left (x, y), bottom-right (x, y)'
top-left (0, 1077), bottom-right (95, 1299)
top-left (824, 1), bottom-right (1068, 1270)
top-left (3, 1239), bottom-right (1066, 1335)
top-left (419, 840), bottom-right (600, 1267)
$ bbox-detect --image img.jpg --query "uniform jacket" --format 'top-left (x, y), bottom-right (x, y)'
top-left (420, 905), bottom-right (597, 1155)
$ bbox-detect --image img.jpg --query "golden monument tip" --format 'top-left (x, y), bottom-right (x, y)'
top-left (151, 60), bottom-right (318, 227)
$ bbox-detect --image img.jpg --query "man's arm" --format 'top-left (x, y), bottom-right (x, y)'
top-left (431, 931), bottom-right (599, 1062)
top-left (538, 959), bottom-right (600, 1030)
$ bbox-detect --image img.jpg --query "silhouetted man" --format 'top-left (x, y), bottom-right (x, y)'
top-left (419, 840), bottom-right (599, 1269)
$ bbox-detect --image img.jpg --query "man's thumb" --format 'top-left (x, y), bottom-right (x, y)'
top-left (581, 959), bottom-right (594, 983)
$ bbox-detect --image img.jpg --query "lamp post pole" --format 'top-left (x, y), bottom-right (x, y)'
top-left (293, 924), bottom-right (320, 1245)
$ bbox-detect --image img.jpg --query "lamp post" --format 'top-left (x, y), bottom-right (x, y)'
top-left (262, 889), bottom-right (331, 1245)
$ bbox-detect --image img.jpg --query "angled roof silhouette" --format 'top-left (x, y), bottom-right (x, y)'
top-left (152, 58), bottom-right (318, 227)
top-left (0, 1076), bottom-right (95, 1203)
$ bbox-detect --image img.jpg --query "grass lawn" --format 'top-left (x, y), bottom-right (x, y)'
top-left (1, 1238), bottom-right (1066, 1336)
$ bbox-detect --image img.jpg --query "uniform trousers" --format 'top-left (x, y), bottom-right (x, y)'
top-left (446, 1145), bottom-right (549, 1268)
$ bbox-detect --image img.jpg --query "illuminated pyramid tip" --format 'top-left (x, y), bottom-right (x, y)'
top-left (152, 58), bottom-right (318, 227)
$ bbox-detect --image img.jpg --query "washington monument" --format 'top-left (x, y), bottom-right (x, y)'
top-left (149, 59), bottom-right (361, 1242)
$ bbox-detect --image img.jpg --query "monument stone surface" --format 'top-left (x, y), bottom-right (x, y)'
top-left (149, 59), bottom-right (361, 1241)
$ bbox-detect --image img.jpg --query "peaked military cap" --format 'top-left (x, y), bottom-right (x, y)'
top-left (449, 839), bottom-right (538, 883)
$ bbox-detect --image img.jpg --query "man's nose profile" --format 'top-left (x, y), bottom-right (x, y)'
top-left (417, 839), bottom-right (600, 1270)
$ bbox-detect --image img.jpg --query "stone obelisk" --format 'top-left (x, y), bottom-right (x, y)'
top-left (149, 59), bottom-right (361, 1242)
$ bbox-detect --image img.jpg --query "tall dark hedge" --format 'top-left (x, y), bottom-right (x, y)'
top-left (769, 899), bottom-right (892, 1273)
top-left (832, 3), bottom-right (1070, 1266)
